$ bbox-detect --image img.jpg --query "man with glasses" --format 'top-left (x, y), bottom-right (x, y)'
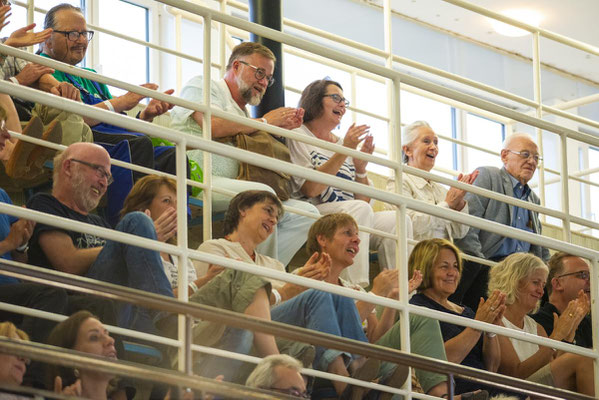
top-left (246, 355), bottom-right (309, 399)
top-left (171, 41), bottom-right (319, 267)
top-left (532, 252), bottom-right (592, 348)
top-left (26, 142), bottom-right (174, 333)
top-left (453, 133), bottom-right (549, 311)
top-left (38, 3), bottom-right (180, 226)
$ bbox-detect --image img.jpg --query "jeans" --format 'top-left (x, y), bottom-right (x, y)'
top-left (86, 211), bottom-right (174, 332)
top-left (270, 289), bottom-right (368, 371)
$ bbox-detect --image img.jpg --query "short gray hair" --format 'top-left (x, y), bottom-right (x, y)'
top-left (402, 120), bottom-right (431, 163)
top-left (44, 3), bottom-right (83, 30)
top-left (488, 252), bottom-right (548, 309)
top-left (246, 355), bottom-right (303, 389)
top-left (502, 132), bottom-right (535, 150)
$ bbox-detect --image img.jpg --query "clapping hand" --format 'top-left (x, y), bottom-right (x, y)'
top-left (298, 251), bottom-right (331, 281)
top-left (474, 289), bottom-right (506, 325)
top-left (445, 169), bottom-right (479, 211)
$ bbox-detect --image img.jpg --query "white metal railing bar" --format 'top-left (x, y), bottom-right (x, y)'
top-left (2, 78), bottom-right (598, 250)
top-left (554, 92), bottom-right (599, 111)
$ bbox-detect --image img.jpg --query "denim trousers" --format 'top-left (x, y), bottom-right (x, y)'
top-left (86, 211), bottom-right (174, 332)
top-left (270, 289), bottom-right (368, 371)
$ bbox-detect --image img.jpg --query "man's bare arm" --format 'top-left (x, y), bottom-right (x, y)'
top-left (38, 230), bottom-right (102, 275)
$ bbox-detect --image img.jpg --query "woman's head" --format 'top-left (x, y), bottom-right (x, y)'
top-left (409, 239), bottom-right (462, 294)
top-left (402, 121), bottom-right (439, 171)
top-left (223, 190), bottom-right (283, 237)
top-left (299, 79), bottom-right (344, 124)
top-left (488, 253), bottom-right (548, 310)
top-left (0, 322), bottom-right (29, 386)
top-left (121, 175), bottom-right (177, 219)
top-left (306, 213), bottom-right (359, 266)
top-left (47, 311), bottom-right (116, 387)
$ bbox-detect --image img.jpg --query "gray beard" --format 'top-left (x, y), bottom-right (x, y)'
top-left (236, 76), bottom-right (263, 106)
top-left (72, 170), bottom-right (101, 213)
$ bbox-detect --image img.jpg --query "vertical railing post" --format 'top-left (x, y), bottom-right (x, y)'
top-left (591, 257), bottom-right (599, 396)
top-left (531, 32), bottom-right (546, 216)
top-left (175, 13), bottom-right (183, 94)
top-left (202, 14), bottom-right (213, 243)
top-left (559, 131), bottom-right (572, 242)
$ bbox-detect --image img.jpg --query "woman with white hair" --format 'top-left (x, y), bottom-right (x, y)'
top-left (386, 121), bottom-right (477, 242)
top-left (489, 253), bottom-right (594, 396)
top-left (246, 355), bottom-right (308, 398)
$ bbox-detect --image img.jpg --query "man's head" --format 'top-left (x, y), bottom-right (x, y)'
top-left (224, 42), bottom-right (276, 106)
top-left (42, 4), bottom-right (92, 66)
top-left (246, 355), bottom-right (308, 398)
top-left (547, 252), bottom-right (590, 304)
top-left (53, 143), bottom-right (112, 214)
top-left (500, 133), bottom-right (540, 185)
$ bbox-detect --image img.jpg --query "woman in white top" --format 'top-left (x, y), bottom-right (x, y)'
top-left (489, 253), bottom-right (593, 396)
top-left (288, 79), bottom-right (412, 287)
top-left (386, 121), bottom-right (477, 242)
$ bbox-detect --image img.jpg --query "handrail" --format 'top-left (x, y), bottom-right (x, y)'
top-left (0, 260), bottom-right (593, 400)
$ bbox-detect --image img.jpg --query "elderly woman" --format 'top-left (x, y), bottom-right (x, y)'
top-left (0, 322), bottom-right (30, 399)
top-left (386, 121), bottom-right (477, 242)
top-left (288, 79), bottom-right (412, 287)
top-left (121, 175), bottom-right (223, 296)
top-left (46, 311), bottom-right (119, 400)
top-left (408, 239), bottom-right (506, 395)
top-left (489, 253), bottom-right (594, 396)
top-left (308, 213), bottom-right (490, 400)
top-left (193, 190), bottom-right (382, 396)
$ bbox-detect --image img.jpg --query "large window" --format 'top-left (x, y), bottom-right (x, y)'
top-left (463, 112), bottom-right (504, 172)
top-left (587, 146), bottom-right (599, 236)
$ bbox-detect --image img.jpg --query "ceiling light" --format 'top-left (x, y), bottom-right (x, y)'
top-left (490, 9), bottom-right (543, 37)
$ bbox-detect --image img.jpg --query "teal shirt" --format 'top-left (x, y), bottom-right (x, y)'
top-left (40, 53), bottom-right (112, 102)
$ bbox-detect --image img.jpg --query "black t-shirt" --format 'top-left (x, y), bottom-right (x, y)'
top-left (531, 301), bottom-right (593, 348)
top-left (27, 193), bottom-right (109, 271)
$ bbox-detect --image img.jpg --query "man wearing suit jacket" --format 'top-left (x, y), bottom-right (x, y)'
top-left (453, 133), bottom-right (549, 310)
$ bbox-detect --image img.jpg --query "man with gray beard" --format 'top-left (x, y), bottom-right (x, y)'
top-left (26, 142), bottom-right (174, 333)
top-left (171, 41), bottom-right (320, 267)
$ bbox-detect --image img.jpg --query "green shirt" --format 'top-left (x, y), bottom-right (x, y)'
top-left (40, 52), bottom-right (112, 102)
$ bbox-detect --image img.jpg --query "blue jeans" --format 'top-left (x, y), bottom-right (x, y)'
top-left (193, 326), bottom-right (253, 381)
top-left (86, 212), bottom-right (174, 332)
top-left (270, 289), bottom-right (368, 371)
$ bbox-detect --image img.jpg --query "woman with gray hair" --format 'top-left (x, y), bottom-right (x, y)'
top-left (386, 121), bottom-right (477, 242)
top-left (246, 355), bottom-right (308, 398)
top-left (490, 253), bottom-right (594, 395)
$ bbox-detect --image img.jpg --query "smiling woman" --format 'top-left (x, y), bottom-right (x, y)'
top-left (0, 322), bottom-right (30, 398)
top-left (288, 79), bottom-right (412, 287)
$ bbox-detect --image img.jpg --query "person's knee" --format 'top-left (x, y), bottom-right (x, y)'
top-left (350, 200), bottom-right (375, 224)
top-left (117, 211), bottom-right (156, 238)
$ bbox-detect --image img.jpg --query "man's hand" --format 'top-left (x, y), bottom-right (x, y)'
top-left (5, 217), bottom-right (35, 251)
top-left (0, 4), bottom-right (10, 32)
top-left (5, 23), bottom-right (52, 47)
top-left (262, 107), bottom-right (304, 130)
top-left (114, 83), bottom-right (159, 112)
top-left (14, 63), bottom-right (54, 87)
top-left (50, 81), bottom-right (80, 101)
top-left (139, 88), bottom-right (175, 122)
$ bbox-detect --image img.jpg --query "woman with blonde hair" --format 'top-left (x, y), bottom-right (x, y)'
top-left (0, 321), bottom-right (31, 399)
top-left (490, 253), bottom-right (594, 395)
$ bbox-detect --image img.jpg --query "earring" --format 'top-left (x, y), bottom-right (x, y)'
top-left (74, 369), bottom-right (80, 378)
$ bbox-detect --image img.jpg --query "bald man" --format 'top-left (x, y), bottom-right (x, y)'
top-left (26, 143), bottom-right (173, 332)
top-left (453, 133), bottom-right (549, 310)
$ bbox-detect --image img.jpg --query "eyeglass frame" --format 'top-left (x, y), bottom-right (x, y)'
top-left (237, 60), bottom-right (275, 87)
top-left (506, 149), bottom-right (543, 163)
top-left (557, 270), bottom-right (590, 281)
top-left (54, 30), bottom-right (95, 42)
top-left (69, 158), bottom-right (113, 185)
top-left (0, 1), bottom-right (11, 6)
top-left (264, 387), bottom-right (311, 399)
top-left (323, 93), bottom-right (350, 107)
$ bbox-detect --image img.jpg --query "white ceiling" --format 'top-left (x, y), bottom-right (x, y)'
top-left (382, 0), bottom-right (599, 84)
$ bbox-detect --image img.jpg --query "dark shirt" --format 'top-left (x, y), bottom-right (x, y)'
top-left (531, 302), bottom-right (593, 348)
top-left (26, 193), bottom-right (109, 272)
top-left (0, 189), bottom-right (20, 284)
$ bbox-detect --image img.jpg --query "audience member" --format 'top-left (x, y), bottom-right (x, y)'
top-left (171, 41), bottom-right (319, 266)
top-left (192, 190), bottom-right (385, 397)
top-left (309, 213), bottom-right (487, 400)
top-left (47, 311), bottom-right (124, 400)
top-left (489, 253), bottom-right (593, 396)
top-left (386, 121), bottom-right (476, 242)
top-left (39, 3), bottom-right (179, 225)
top-left (454, 133), bottom-right (549, 311)
top-left (532, 252), bottom-right (592, 348)
top-left (408, 238), bottom-right (508, 396)
top-left (26, 143), bottom-right (173, 332)
top-left (288, 79), bottom-right (412, 287)
top-left (0, 321), bottom-right (30, 400)
top-left (245, 354), bottom-right (308, 398)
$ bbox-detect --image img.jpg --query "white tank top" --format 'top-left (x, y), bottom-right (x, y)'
top-left (502, 315), bottom-right (539, 361)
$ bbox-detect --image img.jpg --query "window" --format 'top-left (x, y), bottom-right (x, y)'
top-left (587, 146), bottom-right (599, 236)
top-left (463, 112), bottom-right (504, 172)
top-left (98, 0), bottom-right (149, 96)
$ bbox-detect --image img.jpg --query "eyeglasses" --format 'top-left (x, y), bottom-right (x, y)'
top-left (507, 150), bottom-right (542, 163)
top-left (70, 158), bottom-right (113, 185)
top-left (266, 387), bottom-right (310, 399)
top-left (558, 270), bottom-right (590, 281)
top-left (0, 1), bottom-right (11, 6)
top-left (54, 30), bottom-right (95, 42)
top-left (238, 60), bottom-right (275, 87)
top-left (323, 93), bottom-right (350, 107)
